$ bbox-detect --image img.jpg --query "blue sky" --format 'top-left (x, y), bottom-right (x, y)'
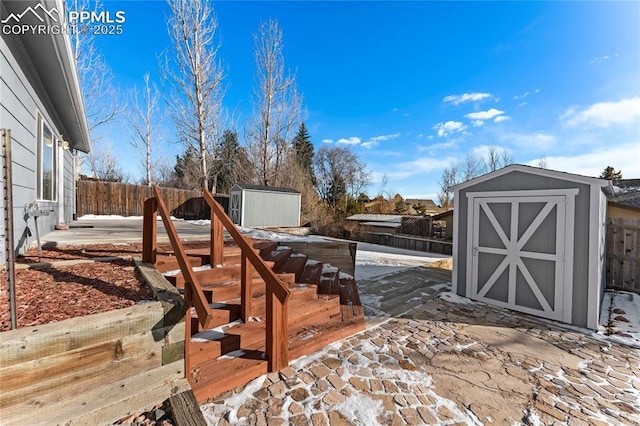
top-left (92, 1), bottom-right (639, 199)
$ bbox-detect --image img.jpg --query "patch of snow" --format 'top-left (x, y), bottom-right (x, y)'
top-left (78, 214), bottom-right (142, 220)
top-left (290, 253), bottom-right (306, 258)
top-left (439, 290), bottom-right (475, 305)
top-left (339, 271), bottom-right (354, 279)
top-left (217, 350), bottom-right (245, 360)
top-left (355, 241), bottom-right (450, 280)
top-left (188, 219), bottom-right (211, 226)
top-left (191, 330), bottom-right (226, 342)
top-left (598, 291), bottom-right (640, 348)
top-left (522, 407), bottom-right (543, 426)
top-left (334, 394), bottom-right (384, 424)
top-left (201, 375), bottom-right (266, 424)
top-left (162, 264), bottom-right (212, 277)
top-left (322, 264), bottom-right (339, 273)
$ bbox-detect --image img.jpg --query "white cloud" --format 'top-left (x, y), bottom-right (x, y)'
top-left (502, 132), bottom-right (557, 150)
top-left (518, 102), bottom-right (528, 107)
top-left (560, 97), bottom-right (640, 128)
top-left (337, 136), bottom-right (361, 145)
top-left (494, 116), bottom-right (511, 123)
top-left (590, 54), bottom-right (618, 65)
top-left (331, 133), bottom-right (401, 149)
top-left (402, 113), bottom-right (410, 117)
top-left (442, 92), bottom-right (492, 105)
top-left (465, 108), bottom-right (505, 120)
top-left (417, 140), bottom-right (458, 153)
top-left (513, 92), bottom-right (530, 100)
top-left (321, 139), bottom-right (333, 144)
top-left (433, 121), bottom-right (467, 137)
top-left (471, 120), bottom-right (485, 127)
top-left (525, 142), bottom-right (640, 178)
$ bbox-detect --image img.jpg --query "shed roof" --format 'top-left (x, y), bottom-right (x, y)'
top-left (360, 221), bottom-right (402, 228)
top-left (231, 183), bottom-right (300, 194)
top-left (433, 210), bottom-right (454, 220)
top-left (346, 214), bottom-right (403, 222)
top-left (452, 164), bottom-right (612, 191)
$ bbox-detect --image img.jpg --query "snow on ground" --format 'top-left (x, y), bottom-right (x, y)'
top-left (79, 214), bottom-right (143, 220)
top-left (355, 242), bottom-right (449, 281)
top-left (599, 290), bottom-right (640, 348)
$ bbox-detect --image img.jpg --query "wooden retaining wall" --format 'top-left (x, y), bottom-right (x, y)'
top-left (76, 180), bottom-right (229, 219)
top-left (351, 231), bottom-right (453, 255)
top-left (0, 262), bottom-right (189, 425)
top-left (606, 217), bottom-right (639, 293)
top-left (282, 241), bottom-right (357, 276)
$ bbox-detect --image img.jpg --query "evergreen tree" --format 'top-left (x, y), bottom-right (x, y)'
top-left (599, 166), bottom-right (623, 184)
top-left (216, 130), bottom-right (251, 194)
top-left (292, 122), bottom-right (316, 185)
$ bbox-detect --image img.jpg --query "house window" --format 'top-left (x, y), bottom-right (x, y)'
top-left (37, 113), bottom-right (56, 201)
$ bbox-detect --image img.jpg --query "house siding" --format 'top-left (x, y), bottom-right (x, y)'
top-left (455, 170), bottom-right (592, 327)
top-left (1, 32), bottom-right (73, 262)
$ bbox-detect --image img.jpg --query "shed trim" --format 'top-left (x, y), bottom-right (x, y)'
top-left (452, 198), bottom-right (460, 295)
top-left (453, 164), bottom-right (610, 191)
top-left (586, 188), bottom-right (604, 330)
top-left (466, 188), bottom-right (580, 199)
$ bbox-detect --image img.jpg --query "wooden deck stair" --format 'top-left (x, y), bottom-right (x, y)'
top-left (155, 239), bottom-right (365, 402)
top-left (143, 187), bottom-right (364, 403)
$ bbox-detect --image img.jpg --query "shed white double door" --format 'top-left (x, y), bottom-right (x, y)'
top-left (468, 189), bottom-right (577, 322)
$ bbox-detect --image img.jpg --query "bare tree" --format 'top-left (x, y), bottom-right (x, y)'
top-left (535, 157), bottom-right (549, 169)
top-left (68, 0), bottom-right (123, 170)
top-left (129, 73), bottom-right (160, 186)
top-left (437, 164), bottom-right (459, 209)
top-left (246, 19), bottom-right (302, 187)
top-left (87, 142), bottom-right (126, 182)
top-left (482, 145), bottom-right (514, 173)
top-left (162, 0), bottom-right (225, 191)
top-left (314, 146), bottom-right (369, 212)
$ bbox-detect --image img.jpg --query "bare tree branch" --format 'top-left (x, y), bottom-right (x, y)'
top-left (245, 19), bottom-right (302, 187)
top-left (161, 0), bottom-right (225, 191)
top-left (128, 73), bottom-right (160, 186)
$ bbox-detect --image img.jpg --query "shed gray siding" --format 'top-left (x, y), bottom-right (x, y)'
top-left (455, 170), bottom-right (592, 327)
top-left (241, 190), bottom-right (301, 227)
top-left (1, 31), bottom-right (75, 261)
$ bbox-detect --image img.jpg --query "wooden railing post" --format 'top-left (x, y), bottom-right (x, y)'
top-left (211, 206), bottom-right (224, 266)
top-left (142, 197), bottom-right (157, 264)
top-left (184, 280), bottom-right (193, 375)
top-left (240, 253), bottom-right (253, 321)
top-left (265, 288), bottom-right (289, 372)
top-left (203, 189), bottom-right (290, 371)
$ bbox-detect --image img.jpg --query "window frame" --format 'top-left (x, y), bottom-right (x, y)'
top-left (36, 112), bottom-right (57, 202)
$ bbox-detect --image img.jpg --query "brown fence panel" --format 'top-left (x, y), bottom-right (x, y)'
top-left (76, 181), bottom-right (229, 219)
top-left (606, 217), bottom-right (640, 293)
top-left (350, 231), bottom-right (452, 255)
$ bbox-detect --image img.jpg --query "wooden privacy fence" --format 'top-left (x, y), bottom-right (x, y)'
top-left (0, 262), bottom-right (189, 425)
top-left (351, 231), bottom-right (452, 255)
top-left (606, 217), bottom-right (639, 293)
top-left (76, 180), bottom-right (229, 219)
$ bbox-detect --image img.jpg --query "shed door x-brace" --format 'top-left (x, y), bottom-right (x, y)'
top-left (467, 189), bottom-right (577, 322)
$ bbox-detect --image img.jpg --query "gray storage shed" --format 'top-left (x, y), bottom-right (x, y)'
top-left (452, 165), bottom-right (611, 329)
top-left (229, 184), bottom-right (301, 227)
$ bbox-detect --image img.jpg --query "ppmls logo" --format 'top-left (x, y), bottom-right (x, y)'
top-left (0, 4), bottom-right (59, 24)
top-left (2, 2), bottom-right (126, 35)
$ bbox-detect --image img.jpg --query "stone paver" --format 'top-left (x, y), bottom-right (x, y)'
top-left (201, 296), bottom-right (640, 426)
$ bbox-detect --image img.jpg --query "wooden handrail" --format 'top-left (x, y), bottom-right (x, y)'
top-left (203, 189), bottom-right (290, 304)
top-left (203, 188), bottom-right (290, 371)
top-left (152, 186), bottom-right (213, 328)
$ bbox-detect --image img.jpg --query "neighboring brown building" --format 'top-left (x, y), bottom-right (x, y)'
top-left (433, 210), bottom-right (454, 240)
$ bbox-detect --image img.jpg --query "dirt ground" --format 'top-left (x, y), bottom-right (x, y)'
top-left (0, 244), bottom-right (153, 331)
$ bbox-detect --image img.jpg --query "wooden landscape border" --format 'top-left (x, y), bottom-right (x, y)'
top-left (0, 260), bottom-right (190, 425)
